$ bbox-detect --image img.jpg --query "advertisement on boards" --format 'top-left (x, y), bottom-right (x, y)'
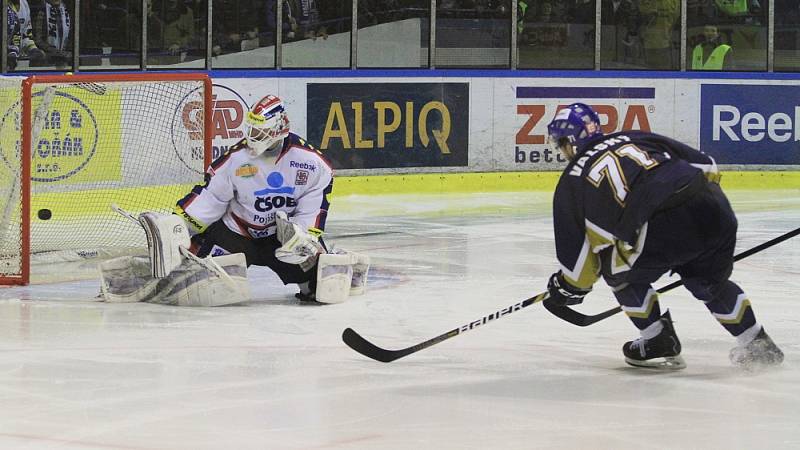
top-left (0, 88), bottom-right (122, 184)
top-left (512, 85), bottom-right (659, 169)
top-left (306, 83), bottom-right (469, 169)
top-left (209, 83), bottom-right (251, 162)
top-left (700, 84), bottom-right (800, 164)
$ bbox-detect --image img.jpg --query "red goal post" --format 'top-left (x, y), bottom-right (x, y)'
top-left (0, 73), bottom-right (212, 285)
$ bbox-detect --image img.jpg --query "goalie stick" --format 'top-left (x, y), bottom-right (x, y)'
top-left (342, 292), bottom-right (550, 363)
top-left (545, 225), bottom-right (800, 327)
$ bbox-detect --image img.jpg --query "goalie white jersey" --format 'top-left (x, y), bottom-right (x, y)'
top-left (176, 133), bottom-right (333, 239)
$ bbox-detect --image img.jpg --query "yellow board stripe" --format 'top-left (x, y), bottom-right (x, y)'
top-left (332, 171), bottom-right (800, 197)
top-left (30, 184), bottom-right (197, 219)
top-left (23, 171), bottom-right (800, 220)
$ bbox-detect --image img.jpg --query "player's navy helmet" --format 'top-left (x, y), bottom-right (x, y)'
top-left (546, 103), bottom-right (603, 160)
top-left (245, 95), bottom-right (290, 158)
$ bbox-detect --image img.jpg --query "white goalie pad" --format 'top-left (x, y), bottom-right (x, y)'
top-left (315, 253), bottom-right (353, 304)
top-left (100, 253), bottom-right (249, 307)
top-left (314, 250), bottom-right (371, 304)
top-left (349, 252), bottom-right (370, 296)
top-left (138, 212), bottom-right (191, 278)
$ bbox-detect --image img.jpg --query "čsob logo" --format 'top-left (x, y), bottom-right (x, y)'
top-left (700, 84), bottom-right (800, 164)
top-left (255, 172), bottom-right (296, 196)
top-left (253, 172), bottom-right (297, 213)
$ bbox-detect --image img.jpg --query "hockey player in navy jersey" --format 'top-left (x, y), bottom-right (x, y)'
top-left (542, 103), bottom-right (783, 370)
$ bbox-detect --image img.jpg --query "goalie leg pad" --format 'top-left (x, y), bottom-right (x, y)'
top-left (99, 256), bottom-right (159, 303)
top-left (165, 253), bottom-right (249, 307)
top-left (315, 253), bottom-right (353, 304)
top-left (349, 252), bottom-right (370, 296)
top-left (139, 212), bottom-right (191, 278)
top-left (99, 253), bottom-right (249, 307)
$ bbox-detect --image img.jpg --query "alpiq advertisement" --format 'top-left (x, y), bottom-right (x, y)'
top-left (306, 83), bottom-right (469, 169)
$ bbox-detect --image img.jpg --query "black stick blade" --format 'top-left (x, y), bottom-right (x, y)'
top-left (542, 300), bottom-right (623, 327)
top-left (342, 328), bottom-right (411, 363)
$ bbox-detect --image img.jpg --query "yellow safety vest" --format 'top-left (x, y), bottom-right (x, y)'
top-left (692, 44), bottom-right (731, 70)
top-left (518, 1), bottom-right (528, 34)
top-left (715, 0), bottom-right (749, 16)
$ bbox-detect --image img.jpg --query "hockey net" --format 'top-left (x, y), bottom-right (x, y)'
top-left (0, 73), bottom-right (212, 285)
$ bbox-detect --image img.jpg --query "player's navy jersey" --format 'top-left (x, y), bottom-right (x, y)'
top-left (176, 132), bottom-right (333, 239)
top-left (553, 131), bottom-right (720, 289)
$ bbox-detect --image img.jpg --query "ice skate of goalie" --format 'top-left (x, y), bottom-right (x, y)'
top-left (101, 206), bottom-right (250, 306)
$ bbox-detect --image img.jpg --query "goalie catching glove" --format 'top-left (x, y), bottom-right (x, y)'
top-left (274, 210), bottom-right (324, 269)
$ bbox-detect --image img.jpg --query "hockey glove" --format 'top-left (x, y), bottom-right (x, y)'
top-left (275, 211), bottom-right (324, 267)
top-left (545, 271), bottom-right (591, 306)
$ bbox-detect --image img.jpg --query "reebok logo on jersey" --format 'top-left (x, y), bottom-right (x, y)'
top-left (290, 161), bottom-right (316, 171)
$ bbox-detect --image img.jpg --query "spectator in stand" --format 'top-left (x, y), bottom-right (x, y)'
top-left (128, 0), bottom-right (166, 54)
top-left (687, 0), bottom-right (717, 24)
top-left (318, 1), bottom-right (356, 37)
top-left (602, 0), bottom-right (642, 66)
top-left (5, 6), bottom-right (21, 70)
top-left (10, 0), bottom-right (46, 65)
top-left (714, 0), bottom-right (757, 24)
top-left (536, 2), bottom-right (563, 22)
top-left (298, 0), bottom-right (326, 40)
top-left (266, 0), bottom-right (298, 43)
top-left (30, 0), bottom-right (71, 68)
top-left (567, 0), bottom-right (597, 48)
top-left (213, 0), bottom-right (262, 56)
top-left (691, 24), bottom-right (734, 69)
top-left (517, 0), bottom-right (529, 36)
top-left (161, 0), bottom-right (196, 56)
top-left (639, 0), bottom-right (679, 69)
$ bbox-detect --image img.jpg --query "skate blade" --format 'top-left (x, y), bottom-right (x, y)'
top-left (625, 355), bottom-right (687, 371)
top-left (732, 357), bottom-right (784, 372)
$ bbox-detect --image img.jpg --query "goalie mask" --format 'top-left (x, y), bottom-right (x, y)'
top-left (245, 95), bottom-right (290, 158)
top-left (546, 103), bottom-right (603, 161)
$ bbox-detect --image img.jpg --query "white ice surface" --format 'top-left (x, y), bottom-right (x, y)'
top-left (1, 191), bottom-right (799, 450)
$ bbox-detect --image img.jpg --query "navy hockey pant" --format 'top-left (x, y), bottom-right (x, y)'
top-left (605, 183), bottom-right (757, 337)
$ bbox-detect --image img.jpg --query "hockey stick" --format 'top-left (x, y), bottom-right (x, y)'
top-left (544, 225), bottom-right (800, 327)
top-left (342, 292), bottom-right (550, 362)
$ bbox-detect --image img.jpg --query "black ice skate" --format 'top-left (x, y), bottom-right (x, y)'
top-left (623, 310), bottom-right (687, 370)
top-left (729, 327), bottom-right (784, 369)
top-left (295, 281), bottom-right (318, 303)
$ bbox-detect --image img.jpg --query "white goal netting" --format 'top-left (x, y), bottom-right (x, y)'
top-left (0, 74), bottom-right (210, 283)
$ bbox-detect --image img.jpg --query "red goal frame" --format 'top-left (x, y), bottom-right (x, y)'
top-left (1, 72), bottom-right (213, 285)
